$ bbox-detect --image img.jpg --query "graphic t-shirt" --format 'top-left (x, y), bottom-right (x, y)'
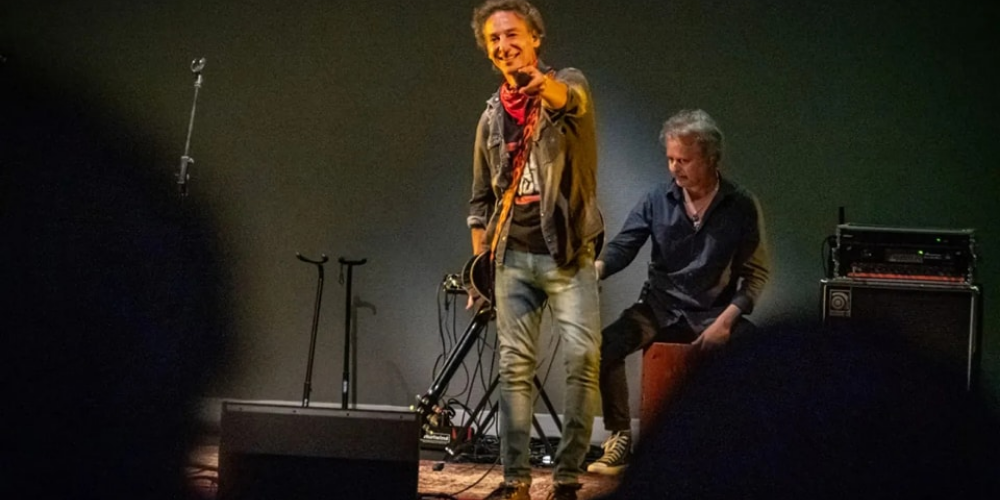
top-left (502, 110), bottom-right (548, 254)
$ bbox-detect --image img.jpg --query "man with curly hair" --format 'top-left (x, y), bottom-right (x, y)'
top-left (466, 1), bottom-right (604, 499)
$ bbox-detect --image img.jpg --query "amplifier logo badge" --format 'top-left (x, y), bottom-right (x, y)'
top-left (827, 288), bottom-right (852, 317)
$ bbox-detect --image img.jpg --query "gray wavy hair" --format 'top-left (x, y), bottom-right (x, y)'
top-left (659, 109), bottom-right (724, 163)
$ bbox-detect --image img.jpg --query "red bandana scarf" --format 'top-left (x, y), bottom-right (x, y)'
top-left (499, 83), bottom-right (532, 125)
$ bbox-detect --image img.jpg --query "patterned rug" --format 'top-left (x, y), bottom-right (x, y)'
top-left (187, 445), bottom-right (620, 499)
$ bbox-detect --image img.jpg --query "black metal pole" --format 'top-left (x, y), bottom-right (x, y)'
top-left (296, 253), bottom-right (328, 407)
top-left (177, 57), bottom-right (205, 197)
top-left (414, 305), bottom-right (493, 418)
top-left (338, 257), bottom-right (367, 409)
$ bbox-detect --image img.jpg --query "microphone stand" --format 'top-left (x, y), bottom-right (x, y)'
top-left (176, 57), bottom-right (206, 197)
top-left (338, 257), bottom-right (367, 409)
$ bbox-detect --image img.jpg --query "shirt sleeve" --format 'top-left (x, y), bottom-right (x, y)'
top-left (551, 68), bottom-right (592, 118)
top-left (600, 191), bottom-right (653, 279)
top-left (467, 110), bottom-right (494, 230)
top-left (730, 195), bottom-right (770, 314)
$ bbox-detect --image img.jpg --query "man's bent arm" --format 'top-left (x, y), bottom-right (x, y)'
top-left (716, 304), bottom-right (743, 328)
top-left (600, 194), bottom-right (654, 279)
top-left (538, 73), bottom-right (568, 110)
top-left (730, 196), bottom-right (771, 314)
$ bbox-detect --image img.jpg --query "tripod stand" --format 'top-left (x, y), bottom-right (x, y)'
top-left (415, 301), bottom-right (563, 461)
top-left (448, 370), bottom-right (563, 461)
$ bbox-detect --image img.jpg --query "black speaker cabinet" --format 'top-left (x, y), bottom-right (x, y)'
top-left (820, 279), bottom-right (983, 391)
top-left (217, 402), bottom-right (420, 500)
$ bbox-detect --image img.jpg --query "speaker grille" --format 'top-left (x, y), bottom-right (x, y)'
top-left (821, 280), bottom-right (982, 391)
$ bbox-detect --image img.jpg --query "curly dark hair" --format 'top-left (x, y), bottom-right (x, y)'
top-left (471, 0), bottom-right (546, 54)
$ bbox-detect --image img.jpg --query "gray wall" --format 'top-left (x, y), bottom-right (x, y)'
top-left (4, 0), bottom-right (997, 417)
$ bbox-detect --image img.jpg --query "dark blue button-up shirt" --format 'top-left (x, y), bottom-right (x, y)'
top-left (601, 177), bottom-right (770, 332)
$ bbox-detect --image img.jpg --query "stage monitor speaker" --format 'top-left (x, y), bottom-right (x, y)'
top-left (820, 279), bottom-right (982, 392)
top-left (217, 402), bottom-right (420, 500)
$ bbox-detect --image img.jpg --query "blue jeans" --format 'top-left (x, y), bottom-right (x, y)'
top-left (493, 245), bottom-right (601, 485)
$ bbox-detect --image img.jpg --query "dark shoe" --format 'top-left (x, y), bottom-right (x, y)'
top-left (483, 480), bottom-right (531, 500)
top-left (586, 430), bottom-right (631, 475)
top-left (547, 482), bottom-right (582, 500)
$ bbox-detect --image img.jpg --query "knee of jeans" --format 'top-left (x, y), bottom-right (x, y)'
top-left (498, 349), bottom-right (535, 384)
top-left (563, 346), bottom-right (600, 381)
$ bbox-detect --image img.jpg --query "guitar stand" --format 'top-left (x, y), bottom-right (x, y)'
top-left (338, 257), bottom-right (367, 409)
top-left (296, 253), bottom-right (329, 408)
top-left (415, 304), bottom-right (493, 420)
top-left (447, 372), bottom-right (563, 462)
top-left (414, 302), bottom-right (563, 462)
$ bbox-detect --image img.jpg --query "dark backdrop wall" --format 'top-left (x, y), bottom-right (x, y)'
top-left (4, 0), bottom-right (997, 417)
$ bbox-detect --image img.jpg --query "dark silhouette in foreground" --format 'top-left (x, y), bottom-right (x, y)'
top-left (600, 320), bottom-right (1000, 499)
top-left (1, 53), bottom-right (231, 499)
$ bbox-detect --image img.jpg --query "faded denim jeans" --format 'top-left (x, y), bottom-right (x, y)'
top-left (493, 244), bottom-right (601, 485)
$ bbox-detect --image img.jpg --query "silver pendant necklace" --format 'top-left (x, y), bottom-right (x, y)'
top-left (684, 182), bottom-right (718, 230)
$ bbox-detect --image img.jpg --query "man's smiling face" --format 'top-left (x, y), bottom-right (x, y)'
top-left (483, 10), bottom-right (540, 80)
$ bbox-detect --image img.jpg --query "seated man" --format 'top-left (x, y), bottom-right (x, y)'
top-left (587, 109), bottom-right (770, 474)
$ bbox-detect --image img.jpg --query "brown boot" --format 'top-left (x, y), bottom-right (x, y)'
top-left (483, 480), bottom-right (531, 500)
top-left (547, 482), bottom-right (582, 500)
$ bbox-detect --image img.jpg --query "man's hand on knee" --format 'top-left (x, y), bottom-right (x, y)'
top-left (693, 321), bottom-right (731, 350)
top-left (693, 306), bottom-right (741, 350)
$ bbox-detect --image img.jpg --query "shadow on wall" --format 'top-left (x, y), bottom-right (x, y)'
top-left (1, 52), bottom-right (234, 498)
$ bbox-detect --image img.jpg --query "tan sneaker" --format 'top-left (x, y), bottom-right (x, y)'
top-left (586, 430), bottom-right (631, 475)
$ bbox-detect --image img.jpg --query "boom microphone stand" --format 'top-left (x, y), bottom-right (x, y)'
top-left (176, 57), bottom-right (205, 197)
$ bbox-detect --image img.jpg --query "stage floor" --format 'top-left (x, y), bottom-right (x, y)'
top-left (188, 444), bottom-right (621, 499)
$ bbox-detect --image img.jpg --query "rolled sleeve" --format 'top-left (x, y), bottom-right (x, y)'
top-left (551, 68), bottom-right (591, 118)
top-left (468, 110), bottom-right (494, 229)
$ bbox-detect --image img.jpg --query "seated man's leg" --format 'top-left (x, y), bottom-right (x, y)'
top-left (588, 301), bottom-right (660, 475)
top-left (599, 301), bottom-right (660, 432)
top-left (655, 321), bottom-right (700, 344)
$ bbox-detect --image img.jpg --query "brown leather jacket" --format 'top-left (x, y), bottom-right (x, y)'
top-left (467, 67), bottom-right (603, 267)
